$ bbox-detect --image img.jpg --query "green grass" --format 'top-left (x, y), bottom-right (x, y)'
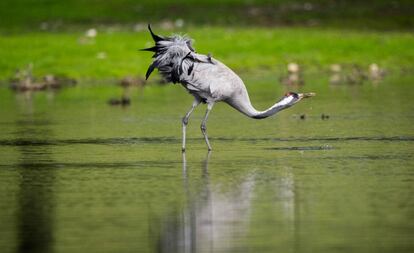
top-left (0, 27), bottom-right (413, 80)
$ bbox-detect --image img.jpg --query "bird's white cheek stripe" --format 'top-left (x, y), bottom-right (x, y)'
top-left (278, 97), bottom-right (294, 107)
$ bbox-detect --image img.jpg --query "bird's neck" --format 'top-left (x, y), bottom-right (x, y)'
top-left (227, 95), bottom-right (294, 119)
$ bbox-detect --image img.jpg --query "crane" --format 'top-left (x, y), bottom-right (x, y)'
top-left (142, 25), bottom-right (315, 151)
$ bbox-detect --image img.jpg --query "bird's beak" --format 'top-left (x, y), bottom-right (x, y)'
top-left (299, 92), bottom-right (316, 99)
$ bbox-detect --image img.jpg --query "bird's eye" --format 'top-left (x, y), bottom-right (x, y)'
top-left (285, 92), bottom-right (299, 99)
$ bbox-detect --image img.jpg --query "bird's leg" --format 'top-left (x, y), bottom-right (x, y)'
top-left (201, 102), bottom-right (214, 151)
top-left (182, 99), bottom-right (201, 152)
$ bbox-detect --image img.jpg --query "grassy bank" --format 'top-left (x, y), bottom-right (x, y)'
top-left (0, 27), bottom-right (413, 81)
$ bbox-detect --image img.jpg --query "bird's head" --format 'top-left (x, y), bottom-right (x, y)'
top-left (279, 92), bottom-right (316, 107)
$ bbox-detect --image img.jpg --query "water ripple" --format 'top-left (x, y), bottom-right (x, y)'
top-left (0, 160), bottom-right (178, 169)
top-left (0, 136), bottom-right (413, 146)
top-left (266, 145), bottom-right (335, 151)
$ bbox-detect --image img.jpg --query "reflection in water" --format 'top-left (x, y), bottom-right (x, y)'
top-left (156, 152), bottom-right (257, 253)
top-left (278, 166), bottom-right (300, 253)
top-left (278, 166), bottom-right (295, 222)
top-left (15, 117), bottom-right (55, 253)
top-left (154, 153), bottom-right (304, 253)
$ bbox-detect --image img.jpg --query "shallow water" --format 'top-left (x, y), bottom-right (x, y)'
top-left (0, 73), bottom-right (414, 253)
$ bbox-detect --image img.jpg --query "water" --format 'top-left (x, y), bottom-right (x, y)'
top-left (0, 73), bottom-right (414, 253)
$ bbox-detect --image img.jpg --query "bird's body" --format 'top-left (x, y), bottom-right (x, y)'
top-left (142, 25), bottom-right (315, 151)
top-left (183, 59), bottom-right (235, 102)
top-left (181, 58), bottom-right (252, 113)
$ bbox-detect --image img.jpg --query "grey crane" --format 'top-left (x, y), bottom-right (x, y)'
top-left (142, 25), bottom-right (315, 151)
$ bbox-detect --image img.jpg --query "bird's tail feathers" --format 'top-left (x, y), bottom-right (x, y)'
top-left (141, 24), bottom-right (195, 82)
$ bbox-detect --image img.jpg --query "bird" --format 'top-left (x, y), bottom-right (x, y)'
top-left (142, 25), bottom-right (315, 151)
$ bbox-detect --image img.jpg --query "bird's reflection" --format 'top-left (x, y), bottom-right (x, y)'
top-left (181, 151), bottom-right (213, 253)
top-left (15, 115), bottom-right (55, 253)
top-left (156, 152), bottom-right (257, 253)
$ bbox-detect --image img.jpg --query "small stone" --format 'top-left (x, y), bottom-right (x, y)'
top-left (40, 22), bottom-right (49, 30)
top-left (133, 23), bottom-right (146, 32)
top-left (160, 21), bottom-right (174, 30)
top-left (108, 97), bottom-right (130, 106)
top-left (330, 64), bottom-right (341, 73)
top-left (288, 63), bottom-right (300, 73)
top-left (369, 63), bottom-right (379, 74)
top-left (85, 28), bottom-right (97, 38)
top-left (321, 114), bottom-right (330, 120)
top-left (43, 74), bottom-right (55, 84)
top-left (174, 19), bottom-right (184, 28)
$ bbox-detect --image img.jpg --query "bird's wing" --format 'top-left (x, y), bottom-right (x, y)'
top-left (181, 57), bottom-right (243, 101)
